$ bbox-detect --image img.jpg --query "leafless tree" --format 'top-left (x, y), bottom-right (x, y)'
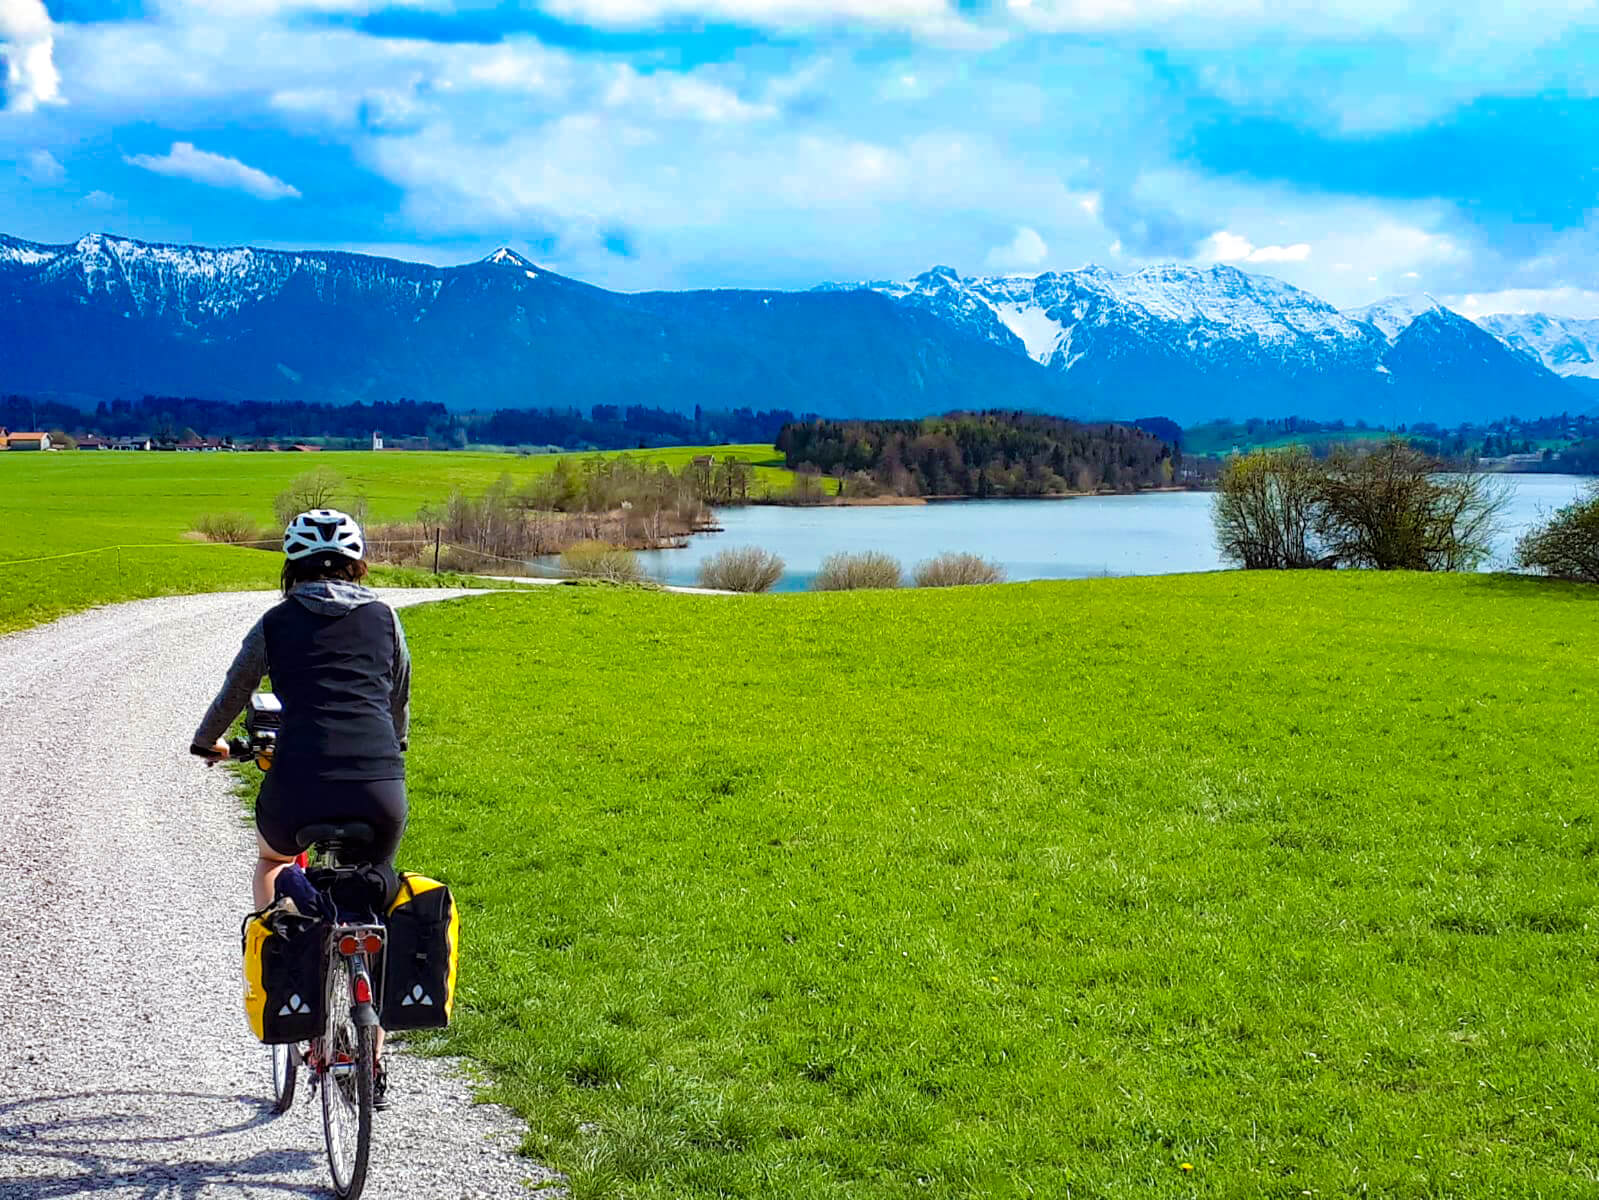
top-left (1212, 447), bottom-right (1325, 569)
top-left (1316, 440), bottom-right (1507, 571)
top-left (273, 468), bottom-right (346, 528)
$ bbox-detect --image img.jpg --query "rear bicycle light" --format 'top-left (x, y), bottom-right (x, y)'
top-left (338, 932), bottom-right (385, 956)
top-left (354, 975), bottom-right (373, 1005)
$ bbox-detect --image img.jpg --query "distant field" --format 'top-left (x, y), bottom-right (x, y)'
top-left (0, 444), bottom-right (789, 633)
top-left (1182, 426), bottom-right (1394, 456)
top-left (397, 572), bottom-right (1599, 1199)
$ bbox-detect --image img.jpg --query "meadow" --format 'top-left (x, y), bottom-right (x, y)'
top-left (393, 571), bottom-right (1599, 1199)
top-left (1180, 425), bottom-right (1395, 457)
top-left (0, 445), bottom-right (790, 632)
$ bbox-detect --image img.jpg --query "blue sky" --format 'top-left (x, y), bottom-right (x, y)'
top-left (2, 0), bottom-right (1597, 315)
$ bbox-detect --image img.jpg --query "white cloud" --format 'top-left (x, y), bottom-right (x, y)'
top-left (152, 0), bottom-right (437, 13)
top-left (83, 189), bottom-right (115, 208)
top-left (1450, 287), bottom-right (1599, 321)
top-left (1005, 0), bottom-right (1599, 40)
top-left (603, 65), bottom-right (775, 122)
top-left (0, 0), bottom-right (61, 112)
top-left (19, 146), bottom-right (62, 182)
top-left (1248, 242), bottom-right (1312, 263)
top-left (542, 0), bottom-right (1002, 46)
top-left (985, 226), bottom-right (1049, 270)
top-left (1197, 229), bottom-right (1311, 264)
top-left (124, 142), bottom-right (302, 200)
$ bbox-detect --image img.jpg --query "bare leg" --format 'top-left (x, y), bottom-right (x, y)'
top-left (254, 833), bottom-right (295, 910)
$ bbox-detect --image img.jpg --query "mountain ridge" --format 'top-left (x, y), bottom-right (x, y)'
top-left (0, 231), bottom-right (1079, 420)
top-left (0, 231), bottom-right (1590, 426)
top-left (831, 263), bottom-right (1579, 425)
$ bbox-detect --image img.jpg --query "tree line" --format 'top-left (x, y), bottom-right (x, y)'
top-left (1186, 412), bottom-right (1599, 473)
top-left (0, 393), bottom-right (809, 452)
top-left (777, 411), bottom-right (1175, 498)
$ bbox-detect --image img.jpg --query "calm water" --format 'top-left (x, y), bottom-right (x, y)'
top-left (632, 474), bottom-right (1592, 591)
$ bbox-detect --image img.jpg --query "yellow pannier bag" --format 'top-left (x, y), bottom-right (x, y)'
top-left (241, 908), bottom-right (325, 1044)
top-left (380, 873), bottom-right (459, 1030)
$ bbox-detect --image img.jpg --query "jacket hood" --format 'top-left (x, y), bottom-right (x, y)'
top-left (290, 580), bottom-right (378, 616)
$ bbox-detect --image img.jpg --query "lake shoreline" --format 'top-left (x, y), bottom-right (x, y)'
top-left (636, 474), bottom-right (1589, 592)
top-left (789, 484), bottom-right (1198, 509)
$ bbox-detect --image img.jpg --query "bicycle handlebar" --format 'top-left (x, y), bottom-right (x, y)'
top-left (188, 735), bottom-right (266, 763)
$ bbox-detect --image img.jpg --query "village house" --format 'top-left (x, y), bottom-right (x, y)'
top-left (3, 431), bottom-right (52, 451)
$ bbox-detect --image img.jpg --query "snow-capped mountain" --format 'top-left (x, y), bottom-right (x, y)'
top-left (849, 263), bottom-right (1372, 368)
top-left (0, 232), bottom-right (1073, 417)
top-left (1475, 312), bottom-right (1599, 380)
top-left (0, 231), bottom-right (1586, 425)
top-left (1343, 294), bottom-right (1448, 343)
top-left (832, 266), bottom-right (1577, 425)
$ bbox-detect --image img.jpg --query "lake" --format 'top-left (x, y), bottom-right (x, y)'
top-left (632, 474), bottom-right (1593, 591)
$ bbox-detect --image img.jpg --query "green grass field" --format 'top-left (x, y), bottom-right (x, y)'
top-left (1181, 426), bottom-right (1394, 457)
top-left (0, 445), bottom-right (789, 632)
top-left (389, 572), bottom-right (1599, 1199)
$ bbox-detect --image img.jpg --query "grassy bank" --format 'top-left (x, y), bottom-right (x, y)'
top-left (0, 446), bottom-right (788, 633)
top-left (396, 571), bottom-right (1599, 1199)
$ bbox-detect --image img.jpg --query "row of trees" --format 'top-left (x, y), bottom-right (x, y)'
top-left (777, 411), bottom-right (1174, 498)
top-left (1, 392), bottom-right (810, 453)
top-left (1213, 441), bottom-right (1508, 571)
top-left (468, 404), bottom-right (808, 450)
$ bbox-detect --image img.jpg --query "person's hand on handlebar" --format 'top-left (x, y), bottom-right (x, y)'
top-left (190, 738), bottom-right (231, 764)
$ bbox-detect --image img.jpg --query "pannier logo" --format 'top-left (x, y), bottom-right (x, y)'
top-left (278, 993), bottom-right (312, 1016)
top-left (401, 984), bottom-right (434, 1007)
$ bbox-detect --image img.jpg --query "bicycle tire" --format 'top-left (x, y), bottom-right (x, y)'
top-left (321, 955), bottom-right (375, 1199)
top-left (270, 1042), bottom-right (298, 1114)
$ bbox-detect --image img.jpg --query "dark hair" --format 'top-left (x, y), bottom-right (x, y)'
top-left (281, 553), bottom-right (369, 597)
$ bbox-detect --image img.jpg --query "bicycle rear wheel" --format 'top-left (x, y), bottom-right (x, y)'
top-left (270, 1042), bottom-right (298, 1113)
top-left (320, 954), bottom-right (374, 1199)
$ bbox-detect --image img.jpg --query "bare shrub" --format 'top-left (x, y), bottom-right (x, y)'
top-left (273, 468), bottom-right (346, 527)
top-left (560, 540), bottom-right (645, 583)
top-left (698, 547), bottom-right (784, 592)
top-left (1317, 441), bottom-right (1507, 571)
top-left (810, 551), bottom-right (902, 591)
top-left (1516, 482), bottom-right (1599, 582)
top-left (1212, 447), bottom-right (1325, 569)
top-left (913, 552), bottom-right (1006, 587)
top-left (193, 512), bottom-right (271, 545)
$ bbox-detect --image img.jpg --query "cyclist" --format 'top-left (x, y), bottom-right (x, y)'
top-left (192, 508), bottom-right (409, 1106)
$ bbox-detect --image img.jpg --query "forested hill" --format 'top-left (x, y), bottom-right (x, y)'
top-left (777, 412), bottom-right (1175, 497)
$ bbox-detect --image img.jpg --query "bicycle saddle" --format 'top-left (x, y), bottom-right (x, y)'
top-left (294, 822), bottom-right (377, 851)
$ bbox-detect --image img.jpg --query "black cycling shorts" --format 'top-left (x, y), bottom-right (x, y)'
top-left (255, 772), bottom-right (407, 865)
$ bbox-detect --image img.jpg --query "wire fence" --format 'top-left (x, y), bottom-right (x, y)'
top-left (0, 536), bottom-right (622, 583)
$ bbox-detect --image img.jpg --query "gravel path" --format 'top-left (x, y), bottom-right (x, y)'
top-left (0, 590), bottom-right (559, 1198)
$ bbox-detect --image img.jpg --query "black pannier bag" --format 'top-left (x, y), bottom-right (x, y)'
top-left (380, 872), bottom-right (459, 1030)
top-left (242, 906), bottom-right (326, 1044)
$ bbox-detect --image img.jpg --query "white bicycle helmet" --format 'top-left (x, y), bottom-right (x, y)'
top-left (283, 509), bottom-right (365, 562)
